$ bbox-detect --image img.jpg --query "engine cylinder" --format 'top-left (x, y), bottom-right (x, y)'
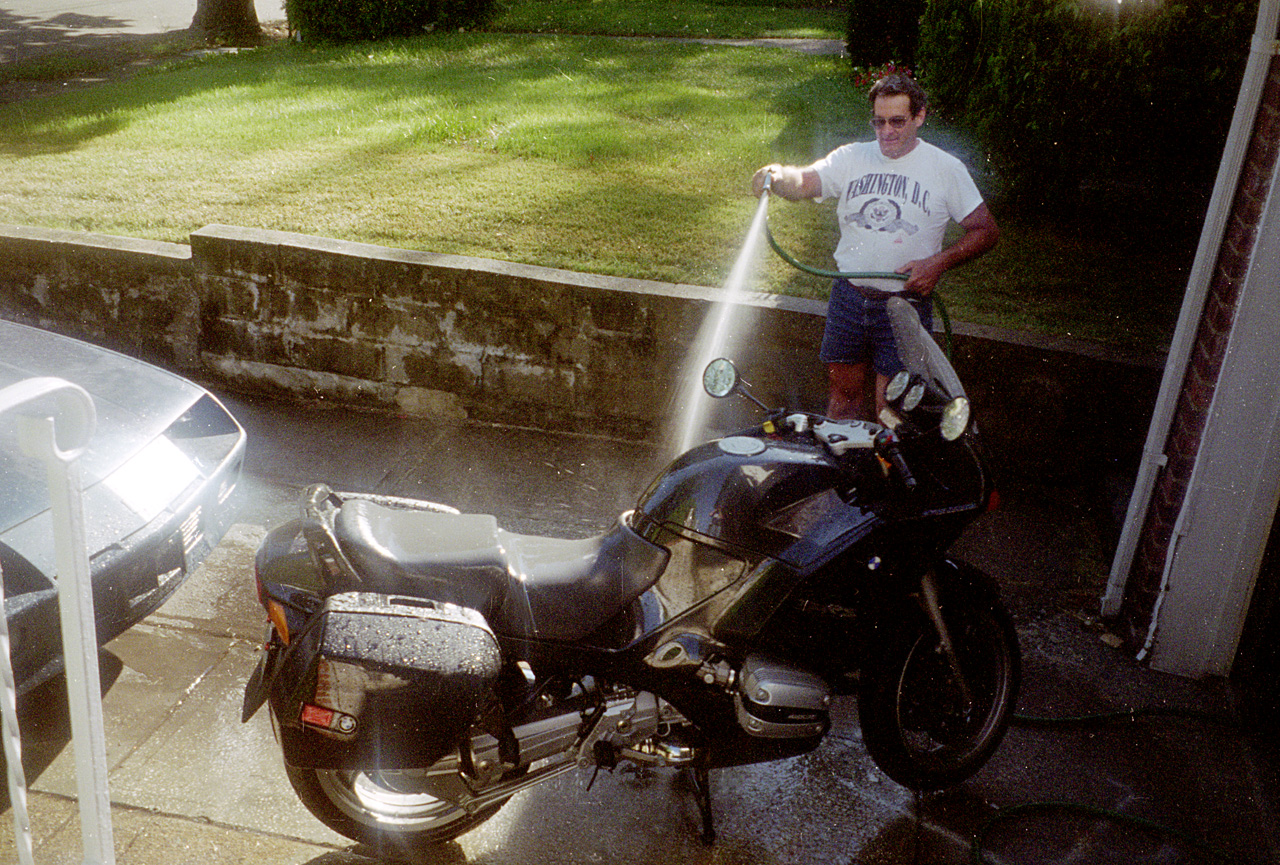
top-left (734, 654), bottom-right (831, 739)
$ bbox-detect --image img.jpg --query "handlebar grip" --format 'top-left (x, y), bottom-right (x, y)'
top-left (875, 430), bottom-right (917, 492)
top-left (889, 449), bottom-right (917, 491)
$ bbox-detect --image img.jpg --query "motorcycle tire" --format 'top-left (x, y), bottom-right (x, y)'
top-left (857, 562), bottom-right (1020, 791)
top-left (284, 763), bottom-right (520, 854)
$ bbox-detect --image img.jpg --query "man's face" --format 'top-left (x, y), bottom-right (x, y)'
top-left (871, 93), bottom-right (925, 159)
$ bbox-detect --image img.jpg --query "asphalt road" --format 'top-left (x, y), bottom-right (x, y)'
top-left (1, 0), bottom-right (282, 35)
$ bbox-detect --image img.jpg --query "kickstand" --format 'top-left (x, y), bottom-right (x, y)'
top-left (687, 763), bottom-right (716, 845)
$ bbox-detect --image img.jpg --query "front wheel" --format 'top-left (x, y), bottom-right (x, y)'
top-left (858, 563), bottom-right (1020, 790)
top-left (285, 763), bottom-right (514, 855)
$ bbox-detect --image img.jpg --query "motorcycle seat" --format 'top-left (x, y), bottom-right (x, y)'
top-left (333, 500), bottom-right (670, 642)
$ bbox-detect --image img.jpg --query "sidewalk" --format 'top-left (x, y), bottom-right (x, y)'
top-left (0, 0), bottom-right (282, 39)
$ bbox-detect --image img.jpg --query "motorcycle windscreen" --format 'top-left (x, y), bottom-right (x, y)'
top-left (886, 296), bottom-right (965, 399)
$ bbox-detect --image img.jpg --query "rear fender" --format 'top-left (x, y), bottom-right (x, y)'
top-left (241, 632), bottom-right (289, 723)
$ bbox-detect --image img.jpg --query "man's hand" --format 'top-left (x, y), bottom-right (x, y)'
top-left (752, 164), bottom-right (821, 200)
top-left (898, 203), bottom-right (999, 295)
top-left (897, 256), bottom-right (946, 295)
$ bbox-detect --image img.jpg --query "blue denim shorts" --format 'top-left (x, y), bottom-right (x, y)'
top-left (819, 279), bottom-right (934, 374)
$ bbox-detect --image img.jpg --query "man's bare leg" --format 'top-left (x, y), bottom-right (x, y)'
top-left (827, 361), bottom-right (870, 420)
top-left (874, 371), bottom-right (890, 419)
top-left (828, 362), bottom-right (892, 421)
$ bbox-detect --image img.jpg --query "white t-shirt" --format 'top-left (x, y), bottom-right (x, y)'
top-left (811, 140), bottom-right (985, 293)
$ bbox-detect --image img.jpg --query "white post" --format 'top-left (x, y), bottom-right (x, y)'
top-left (0, 556), bottom-right (35, 865)
top-left (0, 378), bottom-right (115, 865)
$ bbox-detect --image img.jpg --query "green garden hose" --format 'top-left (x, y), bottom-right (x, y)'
top-left (762, 222), bottom-right (955, 358)
top-left (970, 800), bottom-right (1235, 864)
top-left (965, 707), bottom-right (1240, 864)
top-left (1011, 705), bottom-right (1229, 728)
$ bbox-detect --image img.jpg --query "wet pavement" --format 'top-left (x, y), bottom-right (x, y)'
top-left (3, 389), bottom-right (1278, 865)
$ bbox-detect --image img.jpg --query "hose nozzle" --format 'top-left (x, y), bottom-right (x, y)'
top-left (761, 171), bottom-right (774, 195)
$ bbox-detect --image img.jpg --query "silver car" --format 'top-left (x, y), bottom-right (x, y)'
top-left (1, 320), bottom-right (246, 693)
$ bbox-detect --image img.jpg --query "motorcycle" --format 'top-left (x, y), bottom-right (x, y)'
top-left (241, 295), bottom-right (1020, 856)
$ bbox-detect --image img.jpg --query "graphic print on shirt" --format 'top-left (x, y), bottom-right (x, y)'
top-left (848, 198), bottom-right (918, 235)
top-left (841, 171), bottom-right (933, 238)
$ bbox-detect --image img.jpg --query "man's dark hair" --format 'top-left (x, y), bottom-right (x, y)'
top-left (869, 73), bottom-right (927, 117)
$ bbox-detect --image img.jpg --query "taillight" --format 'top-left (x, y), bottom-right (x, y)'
top-left (301, 702), bottom-right (357, 737)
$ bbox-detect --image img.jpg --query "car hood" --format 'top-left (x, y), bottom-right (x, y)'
top-left (0, 320), bottom-right (239, 578)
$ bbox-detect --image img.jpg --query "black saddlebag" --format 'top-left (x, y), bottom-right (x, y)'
top-left (272, 592), bottom-right (501, 770)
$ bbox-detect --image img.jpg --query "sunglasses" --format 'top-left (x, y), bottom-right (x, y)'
top-left (870, 116), bottom-right (912, 130)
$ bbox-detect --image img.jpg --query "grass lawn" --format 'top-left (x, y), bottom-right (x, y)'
top-left (0, 9), bottom-right (1194, 354)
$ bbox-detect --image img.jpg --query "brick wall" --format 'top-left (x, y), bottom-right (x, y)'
top-left (1120, 52), bottom-right (1280, 640)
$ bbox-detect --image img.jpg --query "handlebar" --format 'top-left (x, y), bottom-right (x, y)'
top-left (780, 415), bottom-right (917, 493)
top-left (875, 429), bottom-right (917, 492)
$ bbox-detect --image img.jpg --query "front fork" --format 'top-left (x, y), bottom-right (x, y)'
top-left (917, 569), bottom-right (975, 710)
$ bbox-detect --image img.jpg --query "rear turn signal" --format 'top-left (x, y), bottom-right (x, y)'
top-left (267, 598), bottom-right (291, 645)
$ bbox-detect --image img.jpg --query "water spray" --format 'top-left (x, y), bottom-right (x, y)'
top-left (670, 178), bottom-right (775, 454)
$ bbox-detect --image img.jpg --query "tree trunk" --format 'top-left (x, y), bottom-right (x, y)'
top-left (192, 0), bottom-right (262, 44)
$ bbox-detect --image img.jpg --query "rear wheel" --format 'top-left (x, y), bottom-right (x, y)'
top-left (857, 563), bottom-right (1020, 790)
top-left (285, 763), bottom-right (513, 855)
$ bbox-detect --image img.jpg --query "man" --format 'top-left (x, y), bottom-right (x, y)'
top-left (752, 73), bottom-right (998, 421)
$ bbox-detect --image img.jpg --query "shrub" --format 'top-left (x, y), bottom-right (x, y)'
top-left (288, 0), bottom-right (498, 42)
top-left (917, 0), bottom-right (1256, 232)
top-left (846, 0), bottom-right (925, 67)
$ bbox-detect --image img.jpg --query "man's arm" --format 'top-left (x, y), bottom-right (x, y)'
top-left (752, 164), bottom-right (822, 200)
top-left (898, 203), bottom-right (999, 295)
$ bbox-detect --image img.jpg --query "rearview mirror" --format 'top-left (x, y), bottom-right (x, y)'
top-left (702, 358), bottom-right (738, 398)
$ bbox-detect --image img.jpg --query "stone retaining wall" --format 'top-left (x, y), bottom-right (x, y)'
top-left (0, 222), bottom-right (1165, 483)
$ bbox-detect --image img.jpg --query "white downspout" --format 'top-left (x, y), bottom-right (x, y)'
top-left (1102, 0), bottom-right (1280, 618)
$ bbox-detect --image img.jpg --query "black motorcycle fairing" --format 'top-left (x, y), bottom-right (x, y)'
top-left (332, 500), bottom-right (671, 643)
top-left (634, 435), bottom-right (853, 562)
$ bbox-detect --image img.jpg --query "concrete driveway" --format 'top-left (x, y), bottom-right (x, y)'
top-left (2, 391), bottom-right (1277, 864)
top-left (0, 0), bottom-right (283, 66)
top-left (0, 0), bottom-right (282, 35)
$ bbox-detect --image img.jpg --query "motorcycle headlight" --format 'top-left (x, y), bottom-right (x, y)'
top-left (940, 397), bottom-right (971, 441)
top-left (885, 371), bottom-right (911, 403)
top-left (903, 382), bottom-right (925, 412)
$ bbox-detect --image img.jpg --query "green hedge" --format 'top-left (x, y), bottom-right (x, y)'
top-left (910, 0), bottom-right (1256, 228)
top-left (846, 0), bottom-right (925, 67)
top-left (288, 0), bottom-right (498, 41)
